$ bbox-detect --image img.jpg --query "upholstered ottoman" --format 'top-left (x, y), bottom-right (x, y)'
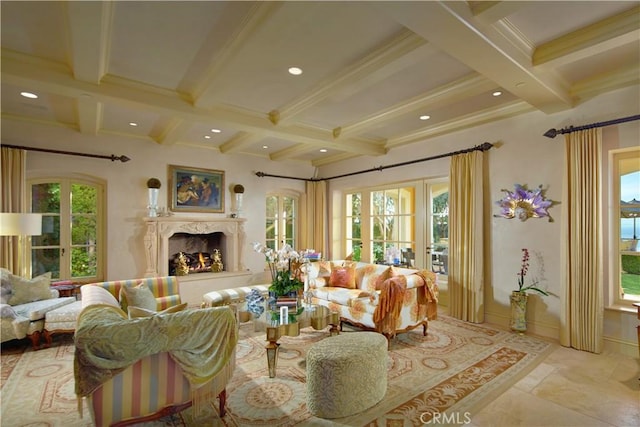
top-left (202, 284), bottom-right (269, 322)
top-left (43, 299), bottom-right (83, 346)
top-left (306, 332), bottom-right (388, 418)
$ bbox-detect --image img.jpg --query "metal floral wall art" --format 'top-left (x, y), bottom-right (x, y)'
top-left (496, 184), bottom-right (555, 222)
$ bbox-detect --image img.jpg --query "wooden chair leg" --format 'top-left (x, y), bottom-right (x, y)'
top-left (218, 388), bottom-right (227, 417)
top-left (423, 322), bottom-right (428, 336)
top-left (42, 329), bottom-right (53, 348)
top-left (28, 331), bottom-right (41, 350)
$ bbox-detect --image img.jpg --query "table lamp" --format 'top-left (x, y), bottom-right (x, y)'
top-left (0, 213), bottom-right (43, 277)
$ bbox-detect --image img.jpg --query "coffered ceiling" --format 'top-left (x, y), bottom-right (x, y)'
top-left (1, 1), bottom-right (638, 166)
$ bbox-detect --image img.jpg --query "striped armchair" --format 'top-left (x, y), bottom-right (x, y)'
top-left (89, 276), bottom-right (182, 311)
top-left (76, 277), bottom-right (236, 426)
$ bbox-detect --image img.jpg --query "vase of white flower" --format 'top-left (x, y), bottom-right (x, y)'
top-left (510, 248), bottom-right (549, 332)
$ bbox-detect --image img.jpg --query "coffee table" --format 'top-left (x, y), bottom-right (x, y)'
top-left (263, 304), bottom-right (339, 378)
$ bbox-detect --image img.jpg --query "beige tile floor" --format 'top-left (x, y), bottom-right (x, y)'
top-left (470, 345), bottom-right (640, 427)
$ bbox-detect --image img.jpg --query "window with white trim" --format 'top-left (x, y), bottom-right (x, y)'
top-left (29, 177), bottom-right (105, 282)
top-left (345, 179), bottom-right (448, 273)
top-left (612, 149), bottom-right (640, 304)
top-left (265, 193), bottom-right (299, 251)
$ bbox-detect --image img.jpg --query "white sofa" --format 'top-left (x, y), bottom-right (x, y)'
top-left (307, 261), bottom-right (439, 341)
top-left (1, 269), bottom-right (75, 349)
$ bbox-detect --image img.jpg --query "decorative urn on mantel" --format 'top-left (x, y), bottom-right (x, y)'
top-left (510, 248), bottom-right (549, 333)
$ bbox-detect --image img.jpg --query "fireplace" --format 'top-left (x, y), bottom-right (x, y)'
top-left (168, 232), bottom-right (224, 274)
top-left (143, 216), bottom-right (246, 278)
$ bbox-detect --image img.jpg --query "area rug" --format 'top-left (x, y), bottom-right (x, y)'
top-left (0, 315), bottom-right (555, 426)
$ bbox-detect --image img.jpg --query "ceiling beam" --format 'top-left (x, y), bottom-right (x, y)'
top-left (219, 132), bottom-right (264, 153)
top-left (75, 96), bottom-right (102, 135)
top-left (66, 1), bottom-right (112, 83)
top-left (66, 1), bottom-right (112, 137)
top-left (468, 1), bottom-right (530, 24)
top-left (154, 118), bottom-right (192, 145)
top-left (191, 2), bottom-right (283, 108)
top-left (533, 5), bottom-right (640, 68)
top-left (386, 100), bottom-right (535, 147)
top-left (1, 50), bottom-right (385, 156)
top-left (571, 63), bottom-right (640, 102)
top-left (333, 73), bottom-right (497, 139)
top-left (375, 1), bottom-right (574, 114)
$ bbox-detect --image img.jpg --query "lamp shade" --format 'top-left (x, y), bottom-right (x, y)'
top-left (0, 213), bottom-right (43, 236)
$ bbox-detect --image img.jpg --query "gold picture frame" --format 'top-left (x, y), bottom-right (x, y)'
top-left (168, 165), bottom-right (225, 213)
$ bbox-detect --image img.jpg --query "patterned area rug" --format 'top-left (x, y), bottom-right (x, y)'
top-left (0, 315), bottom-right (555, 426)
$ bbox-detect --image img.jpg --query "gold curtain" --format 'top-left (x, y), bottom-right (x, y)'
top-left (448, 150), bottom-right (484, 323)
top-left (1, 147), bottom-right (27, 272)
top-left (301, 180), bottom-right (327, 257)
top-left (560, 128), bottom-right (603, 353)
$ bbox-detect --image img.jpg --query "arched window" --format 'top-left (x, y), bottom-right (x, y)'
top-left (266, 192), bottom-right (299, 250)
top-left (29, 177), bottom-right (105, 282)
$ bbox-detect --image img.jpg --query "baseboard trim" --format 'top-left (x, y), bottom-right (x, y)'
top-left (603, 336), bottom-right (638, 358)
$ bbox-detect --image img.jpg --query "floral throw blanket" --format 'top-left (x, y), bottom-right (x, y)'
top-left (74, 304), bottom-right (238, 409)
top-left (373, 269), bottom-right (438, 335)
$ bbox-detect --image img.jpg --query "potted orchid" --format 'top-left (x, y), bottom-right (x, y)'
top-left (511, 248), bottom-right (548, 332)
top-left (252, 242), bottom-right (305, 297)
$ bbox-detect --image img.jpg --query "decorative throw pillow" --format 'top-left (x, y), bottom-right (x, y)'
top-left (3, 271), bottom-right (52, 306)
top-left (82, 285), bottom-right (120, 308)
top-left (329, 262), bottom-right (357, 289)
top-left (317, 261), bottom-right (332, 277)
top-left (128, 302), bottom-right (188, 319)
top-left (120, 282), bottom-right (157, 311)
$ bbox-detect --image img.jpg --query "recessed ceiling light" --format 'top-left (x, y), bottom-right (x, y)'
top-left (204, 135), bottom-right (211, 139)
top-left (492, 91), bottom-right (502, 97)
top-left (288, 67), bottom-right (303, 76)
top-left (320, 149), bottom-right (328, 153)
top-left (20, 91), bottom-right (38, 99)
top-left (129, 122), bottom-right (138, 127)
top-left (262, 145), bottom-right (269, 149)
top-left (419, 115), bottom-right (431, 121)
top-left (211, 128), bottom-right (221, 133)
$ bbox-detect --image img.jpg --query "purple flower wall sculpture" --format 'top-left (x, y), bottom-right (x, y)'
top-left (496, 184), bottom-right (555, 222)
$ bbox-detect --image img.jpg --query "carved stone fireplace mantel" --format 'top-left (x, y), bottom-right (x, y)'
top-left (143, 216), bottom-right (246, 278)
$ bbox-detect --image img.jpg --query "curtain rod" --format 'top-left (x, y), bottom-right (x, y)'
top-left (543, 114), bottom-right (640, 138)
top-left (2, 144), bottom-right (131, 162)
top-left (256, 142), bottom-right (493, 182)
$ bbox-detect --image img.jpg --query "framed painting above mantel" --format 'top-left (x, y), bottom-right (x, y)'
top-left (169, 165), bottom-right (225, 213)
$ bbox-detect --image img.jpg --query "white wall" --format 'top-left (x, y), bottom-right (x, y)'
top-left (2, 121), bottom-right (312, 303)
top-left (4, 85), bottom-right (639, 354)
top-left (322, 86), bottom-right (640, 355)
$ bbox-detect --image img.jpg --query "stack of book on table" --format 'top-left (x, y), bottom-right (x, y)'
top-left (275, 297), bottom-right (298, 310)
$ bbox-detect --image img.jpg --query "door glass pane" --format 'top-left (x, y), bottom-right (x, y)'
top-left (71, 184), bottom-right (97, 214)
top-left (32, 215), bottom-right (60, 246)
top-left (32, 248), bottom-right (60, 279)
top-left (266, 219), bottom-right (276, 240)
top-left (431, 183), bottom-right (449, 274)
top-left (373, 241), bottom-right (384, 263)
top-left (31, 183), bottom-right (60, 213)
top-left (71, 215), bottom-right (96, 245)
top-left (266, 196), bottom-right (277, 217)
top-left (71, 246), bottom-right (97, 277)
top-left (283, 196), bottom-right (295, 218)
